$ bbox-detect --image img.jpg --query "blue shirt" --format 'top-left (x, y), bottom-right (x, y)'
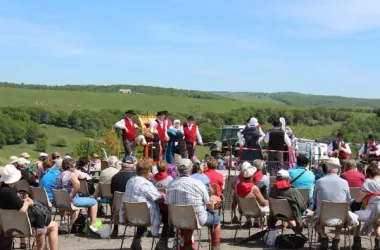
top-left (39, 167), bottom-right (61, 202)
top-left (289, 166), bottom-right (315, 198)
top-left (191, 173), bottom-right (210, 190)
top-left (217, 164), bottom-right (226, 170)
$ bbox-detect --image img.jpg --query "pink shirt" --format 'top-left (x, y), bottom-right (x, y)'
top-left (74, 169), bottom-right (92, 180)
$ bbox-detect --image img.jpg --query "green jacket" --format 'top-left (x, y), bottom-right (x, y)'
top-left (269, 185), bottom-right (306, 232)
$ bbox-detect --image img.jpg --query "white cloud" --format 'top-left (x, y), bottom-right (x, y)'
top-left (0, 17), bottom-right (89, 57)
top-left (275, 0), bottom-right (380, 36)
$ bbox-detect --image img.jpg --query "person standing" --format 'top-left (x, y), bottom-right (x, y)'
top-left (165, 120), bottom-right (185, 163)
top-left (359, 134), bottom-right (380, 161)
top-left (327, 133), bottom-right (351, 159)
top-left (264, 120), bottom-right (292, 176)
top-left (114, 110), bottom-right (138, 156)
top-left (163, 110), bottom-right (172, 128)
top-left (156, 111), bottom-right (169, 156)
top-left (182, 116), bottom-right (203, 159)
top-left (240, 117), bottom-right (264, 162)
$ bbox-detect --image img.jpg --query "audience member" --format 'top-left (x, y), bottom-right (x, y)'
top-left (204, 159), bottom-right (224, 198)
top-left (39, 159), bottom-right (61, 202)
top-left (153, 160), bottom-right (173, 189)
top-left (191, 162), bottom-right (210, 190)
top-left (340, 159), bottom-right (365, 187)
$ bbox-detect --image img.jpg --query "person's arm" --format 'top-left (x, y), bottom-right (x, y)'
top-left (358, 145), bottom-right (365, 157)
top-left (70, 173), bottom-right (80, 202)
top-left (196, 126), bottom-right (203, 144)
top-left (19, 200), bottom-right (32, 213)
top-left (258, 127), bottom-right (265, 143)
top-left (114, 119), bottom-right (126, 129)
top-left (252, 186), bottom-right (268, 206)
top-left (284, 133), bottom-right (291, 147)
top-left (264, 132), bottom-right (270, 144)
top-left (340, 143), bottom-right (351, 154)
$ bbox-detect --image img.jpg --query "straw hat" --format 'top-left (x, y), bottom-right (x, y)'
top-left (0, 164), bottom-right (22, 184)
top-left (325, 158), bottom-right (341, 169)
top-left (20, 152), bottom-right (30, 158)
top-left (8, 156), bottom-right (18, 164)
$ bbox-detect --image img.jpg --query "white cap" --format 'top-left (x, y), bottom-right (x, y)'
top-left (243, 167), bottom-right (257, 178)
top-left (240, 161), bottom-right (251, 172)
top-left (39, 152), bottom-right (48, 157)
top-left (277, 169), bottom-right (289, 178)
top-left (17, 158), bottom-right (28, 166)
top-left (0, 164), bottom-right (22, 184)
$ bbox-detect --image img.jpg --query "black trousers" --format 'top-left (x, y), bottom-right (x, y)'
top-left (123, 139), bottom-right (135, 156)
top-left (186, 141), bottom-right (195, 159)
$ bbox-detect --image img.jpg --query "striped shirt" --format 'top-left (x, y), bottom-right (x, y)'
top-left (119, 176), bottom-right (162, 236)
top-left (167, 175), bottom-right (210, 225)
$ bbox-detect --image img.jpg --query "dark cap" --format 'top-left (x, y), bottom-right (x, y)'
top-left (187, 115), bottom-right (195, 121)
top-left (122, 156), bottom-right (135, 164)
top-left (163, 110), bottom-right (169, 115)
top-left (336, 132), bottom-right (344, 138)
top-left (157, 111), bottom-right (165, 116)
top-left (369, 134), bottom-right (375, 139)
top-left (125, 110), bottom-right (135, 115)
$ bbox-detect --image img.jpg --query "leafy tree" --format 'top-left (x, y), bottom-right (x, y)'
top-left (0, 132), bottom-right (5, 149)
top-left (53, 138), bottom-right (68, 147)
top-left (35, 137), bottom-right (48, 152)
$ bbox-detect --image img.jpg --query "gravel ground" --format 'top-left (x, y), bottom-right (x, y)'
top-left (19, 210), bottom-right (374, 250)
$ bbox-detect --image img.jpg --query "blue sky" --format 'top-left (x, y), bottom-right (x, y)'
top-left (1, 0), bottom-right (380, 98)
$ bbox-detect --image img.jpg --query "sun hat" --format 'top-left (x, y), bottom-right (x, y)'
top-left (325, 157), bottom-right (341, 169)
top-left (243, 167), bottom-right (257, 179)
top-left (39, 152), bottom-right (48, 157)
top-left (93, 153), bottom-right (99, 158)
top-left (0, 164), bottom-right (22, 184)
top-left (277, 169), bottom-right (290, 178)
top-left (20, 152), bottom-right (30, 158)
top-left (240, 161), bottom-right (251, 172)
top-left (8, 156), bottom-right (18, 164)
top-left (17, 158), bottom-right (28, 166)
top-left (177, 158), bottom-right (193, 173)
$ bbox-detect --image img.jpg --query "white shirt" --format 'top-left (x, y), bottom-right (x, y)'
top-left (114, 117), bottom-right (139, 130)
top-left (359, 142), bottom-right (380, 156)
top-left (327, 141), bottom-right (352, 154)
top-left (181, 123), bottom-right (203, 144)
top-left (264, 128), bottom-right (291, 147)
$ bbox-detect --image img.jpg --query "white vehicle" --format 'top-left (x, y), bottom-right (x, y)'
top-left (293, 138), bottom-right (329, 164)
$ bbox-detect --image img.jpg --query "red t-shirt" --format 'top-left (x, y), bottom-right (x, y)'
top-left (204, 169), bottom-right (224, 197)
top-left (340, 170), bottom-right (365, 188)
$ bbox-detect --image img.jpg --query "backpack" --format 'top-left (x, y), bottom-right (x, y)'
top-left (27, 201), bottom-right (52, 229)
top-left (0, 235), bottom-right (13, 250)
top-left (70, 214), bottom-right (88, 234)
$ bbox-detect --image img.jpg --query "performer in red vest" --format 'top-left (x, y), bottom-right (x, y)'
top-left (327, 133), bottom-right (351, 159)
top-left (156, 111), bottom-right (169, 155)
top-left (182, 116), bottom-right (203, 159)
top-left (114, 110), bottom-right (138, 156)
top-left (163, 110), bottom-right (172, 128)
top-left (359, 134), bottom-right (380, 160)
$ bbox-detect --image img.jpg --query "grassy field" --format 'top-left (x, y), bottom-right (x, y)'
top-left (0, 125), bottom-right (85, 166)
top-left (0, 87), bottom-right (288, 113)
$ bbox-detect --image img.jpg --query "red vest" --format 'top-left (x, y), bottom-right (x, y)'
top-left (166, 119), bottom-right (172, 128)
top-left (123, 117), bottom-right (136, 140)
top-left (156, 120), bottom-right (167, 142)
top-left (183, 123), bottom-right (197, 142)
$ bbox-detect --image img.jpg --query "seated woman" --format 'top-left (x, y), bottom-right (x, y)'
top-left (236, 167), bottom-right (269, 228)
top-left (231, 161), bottom-right (252, 223)
top-left (153, 160), bottom-right (173, 189)
top-left (0, 164), bottom-right (58, 250)
top-left (56, 158), bottom-right (99, 233)
top-left (352, 165), bottom-right (380, 250)
top-left (268, 169), bottom-right (306, 233)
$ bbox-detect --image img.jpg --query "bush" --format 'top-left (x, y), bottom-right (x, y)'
top-left (35, 137), bottom-right (48, 152)
top-left (0, 132), bottom-right (5, 149)
top-left (53, 138), bottom-right (68, 147)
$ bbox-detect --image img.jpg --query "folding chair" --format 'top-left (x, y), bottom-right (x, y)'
top-left (14, 179), bottom-right (31, 198)
top-left (168, 204), bottom-right (211, 250)
top-left (0, 209), bottom-right (36, 250)
top-left (30, 186), bottom-right (52, 208)
top-left (268, 198), bottom-right (294, 234)
top-left (233, 196), bottom-right (268, 241)
top-left (120, 201), bottom-right (156, 250)
top-left (99, 183), bottom-right (112, 217)
top-left (52, 189), bottom-right (79, 235)
top-left (311, 201), bottom-right (351, 250)
top-left (109, 191), bottom-right (124, 237)
top-left (296, 188), bottom-right (310, 207)
top-left (349, 187), bottom-right (360, 200)
top-left (79, 179), bottom-right (90, 197)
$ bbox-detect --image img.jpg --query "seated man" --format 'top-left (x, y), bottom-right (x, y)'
top-left (314, 158), bottom-right (351, 250)
top-left (0, 164), bottom-right (58, 250)
top-left (16, 158), bottom-right (39, 187)
top-left (268, 169), bottom-right (306, 233)
top-left (340, 159), bottom-right (365, 187)
top-left (167, 159), bottom-right (221, 250)
top-left (204, 158), bottom-right (224, 198)
top-left (93, 155), bottom-right (120, 197)
top-left (119, 159), bottom-right (167, 250)
top-left (289, 154), bottom-right (315, 210)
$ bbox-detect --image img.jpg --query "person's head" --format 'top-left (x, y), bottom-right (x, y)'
top-left (173, 119), bottom-right (181, 129)
top-left (156, 111), bottom-right (165, 121)
top-left (177, 158), bottom-right (193, 176)
top-left (39, 152), bottom-right (48, 161)
top-left (336, 132), bottom-right (344, 142)
top-left (243, 167), bottom-right (257, 181)
top-left (365, 164), bottom-right (380, 179)
top-left (368, 134), bottom-right (376, 144)
top-left (344, 159), bottom-right (357, 171)
top-left (192, 162), bottom-right (203, 174)
top-left (252, 159), bottom-right (264, 172)
top-left (0, 164), bottom-right (22, 186)
top-left (125, 109), bottom-right (135, 119)
top-left (296, 154), bottom-right (310, 167)
top-left (108, 156), bottom-right (120, 168)
top-left (356, 162), bottom-right (365, 174)
top-left (163, 110), bottom-right (170, 119)
top-left (225, 150), bottom-right (230, 156)
top-left (17, 158), bottom-right (27, 169)
top-left (324, 158), bottom-right (341, 174)
top-left (52, 152), bottom-right (61, 161)
top-left (240, 161), bottom-right (251, 173)
top-left (121, 156), bottom-right (135, 170)
top-left (42, 157), bottom-right (53, 171)
top-left (187, 115), bottom-right (195, 125)
top-left (62, 158), bottom-right (76, 172)
top-left (276, 169), bottom-right (290, 181)
top-left (8, 156), bottom-right (18, 166)
top-left (78, 156), bottom-right (89, 167)
top-left (136, 159), bottom-right (153, 179)
top-left (20, 152), bottom-right (30, 161)
top-left (92, 153), bottom-right (99, 160)
top-left (54, 159), bottom-right (63, 170)
top-left (207, 158), bottom-right (217, 170)
top-left (157, 160), bottom-right (168, 173)
top-left (216, 159), bottom-right (222, 166)
top-left (272, 120), bottom-right (280, 127)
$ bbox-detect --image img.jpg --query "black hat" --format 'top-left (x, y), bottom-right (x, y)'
top-left (336, 132), bottom-right (344, 138)
top-left (157, 111), bottom-right (165, 116)
top-left (368, 134), bottom-right (375, 139)
top-left (187, 115), bottom-right (195, 121)
top-left (125, 110), bottom-right (135, 115)
top-left (163, 110), bottom-right (169, 115)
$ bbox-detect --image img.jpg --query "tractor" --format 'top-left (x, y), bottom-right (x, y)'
top-left (209, 125), bottom-right (245, 158)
